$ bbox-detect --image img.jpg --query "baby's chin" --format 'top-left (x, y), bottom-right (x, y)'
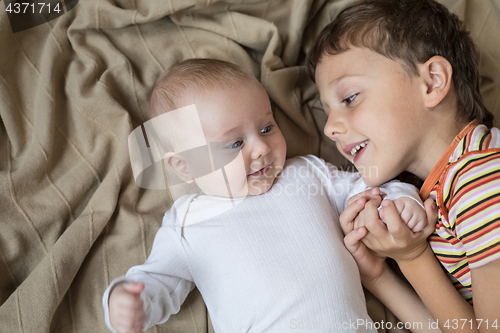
top-left (196, 169), bottom-right (283, 198)
top-left (197, 182), bottom-right (250, 199)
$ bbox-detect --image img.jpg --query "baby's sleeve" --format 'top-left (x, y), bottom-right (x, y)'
top-left (102, 209), bottom-right (195, 333)
top-left (295, 155), bottom-right (422, 213)
top-left (377, 180), bottom-right (424, 208)
top-left (318, 160), bottom-right (423, 213)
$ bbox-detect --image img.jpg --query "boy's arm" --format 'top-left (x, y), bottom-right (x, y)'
top-left (362, 264), bottom-right (443, 333)
top-left (448, 157), bottom-right (500, 331)
top-left (367, 155), bottom-right (500, 333)
top-left (470, 260), bottom-right (500, 331)
top-left (342, 197), bottom-right (441, 332)
top-left (362, 199), bottom-right (479, 332)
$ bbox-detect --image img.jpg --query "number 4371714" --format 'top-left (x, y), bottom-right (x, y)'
top-left (444, 319), bottom-right (499, 330)
top-left (6, 2), bottom-right (62, 14)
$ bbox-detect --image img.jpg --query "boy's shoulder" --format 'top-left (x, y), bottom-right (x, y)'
top-left (443, 124), bottom-right (500, 190)
top-left (448, 124), bottom-right (500, 164)
top-left (442, 124), bottom-right (500, 189)
top-left (438, 124), bottom-right (500, 223)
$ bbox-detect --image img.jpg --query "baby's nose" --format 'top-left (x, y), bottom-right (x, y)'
top-left (250, 139), bottom-right (271, 160)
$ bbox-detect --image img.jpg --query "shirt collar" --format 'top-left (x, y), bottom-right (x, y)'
top-left (419, 120), bottom-right (479, 200)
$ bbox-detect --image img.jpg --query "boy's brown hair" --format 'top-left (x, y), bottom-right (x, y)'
top-left (307, 0), bottom-right (494, 128)
top-left (150, 58), bottom-right (256, 118)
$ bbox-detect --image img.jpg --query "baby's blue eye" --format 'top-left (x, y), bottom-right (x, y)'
top-left (261, 125), bottom-right (272, 134)
top-left (343, 94), bottom-right (357, 105)
top-left (228, 140), bottom-right (243, 149)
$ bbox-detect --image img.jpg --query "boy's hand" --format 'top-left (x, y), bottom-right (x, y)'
top-left (341, 190), bottom-right (388, 284)
top-left (385, 197), bottom-right (427, 232)
top-left (344, 226), bottom-right (389, 284)
top-left (346, 188), bottom-right (426, 233)
top-left (343, 187), bottom-right (383, 234)
top-left (361, 198), bottom-right (438, 263)
top-left (109, 282), bottom-right (146, 333)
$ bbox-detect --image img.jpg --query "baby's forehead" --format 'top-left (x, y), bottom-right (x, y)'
top-left (148, 104), bottom-right (207, 152)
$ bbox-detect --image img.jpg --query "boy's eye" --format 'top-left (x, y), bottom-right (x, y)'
top-left (261, 125), bottom-right (272, 134)
top-left (343, 94), bottom-right (358, 105)
top-left (228, 140), bottom-right (244, 149)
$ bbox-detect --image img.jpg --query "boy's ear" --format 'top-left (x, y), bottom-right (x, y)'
top-left (164, 152), bottom-right (194, 184)
top-left (419, 56), bottom-right (453, 108)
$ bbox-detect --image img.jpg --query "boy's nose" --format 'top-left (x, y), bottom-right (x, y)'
top-left (323, 112), bottom-right (347, 140)
top-left (250, 138), bottom-right (271, 160)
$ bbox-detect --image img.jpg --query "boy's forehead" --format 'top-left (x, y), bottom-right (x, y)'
top-left (315, 47), bottom-right (401, 87)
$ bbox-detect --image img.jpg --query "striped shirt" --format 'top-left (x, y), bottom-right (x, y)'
top-left (420, 122), bottom-right (500, 304)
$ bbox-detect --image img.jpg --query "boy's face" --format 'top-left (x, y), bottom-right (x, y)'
top-left (315, 47), bottom-right (428, 186)
top-left (186, 80), bottom-right (287, 197)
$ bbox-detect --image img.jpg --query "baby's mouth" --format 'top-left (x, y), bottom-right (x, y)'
top-left (249, 165), bottom-right (270, 177)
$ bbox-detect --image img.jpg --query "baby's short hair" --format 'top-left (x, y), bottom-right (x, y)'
top-left (149, 58), bottom-right (256, 118)
top-left (307, 0), bottom-right (494, 128)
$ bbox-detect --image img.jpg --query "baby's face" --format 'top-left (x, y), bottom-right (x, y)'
top-left (186, 80), bottom-right (287, 197)
top-left (315, 47), bottom-right (428, 187)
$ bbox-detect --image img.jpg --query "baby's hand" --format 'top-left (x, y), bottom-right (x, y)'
top-left (109, 282), bottom-right (146, 333)
top-left (382, 197), bottom-right (427, 232)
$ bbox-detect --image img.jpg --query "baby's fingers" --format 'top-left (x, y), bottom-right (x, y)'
top-left (409, 218), bottom-right (426, 233)
top-left (122, 282), bottom-right (145, 295)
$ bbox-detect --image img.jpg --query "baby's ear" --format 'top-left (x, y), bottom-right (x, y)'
top-left (419, 55), bottom-right (453, 108)
top-left (164, 152), bottom-right (194, 184)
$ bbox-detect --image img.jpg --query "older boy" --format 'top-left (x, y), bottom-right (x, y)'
top-left (307, 0), bottom-right (500, 331)
top-left (102, 59), bottom-right (436, 333)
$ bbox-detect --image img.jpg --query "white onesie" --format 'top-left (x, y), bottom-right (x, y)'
top-left (103, 155), bottom-right (422, 333)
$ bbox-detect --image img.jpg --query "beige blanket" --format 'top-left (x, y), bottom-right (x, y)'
top-left (1, 0), bottom-right (499, 332)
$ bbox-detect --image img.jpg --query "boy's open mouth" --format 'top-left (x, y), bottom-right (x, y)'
top-left (349, 140), bottom-right (368, 157)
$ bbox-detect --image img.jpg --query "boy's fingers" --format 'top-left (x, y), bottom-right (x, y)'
top-left (424, 198), bottom-right (438, 224)
top-left (344, 227), bottom-right (367, 255)
top-left (340, 198), bottom-right (367, 232)
top-left (378, 207), bottom-right (385, 222)
top-left (423, 198), bottom-right (438, 236)
top-left (381, 199), bottom-right (407, 237)
top-left (362, 197), bottom-right (388, 239)
top-left (347, 187), bottom-right (381, 206)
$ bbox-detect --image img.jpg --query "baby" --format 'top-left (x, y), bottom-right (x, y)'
top-left (103, 59), bottom-right (432, 333)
